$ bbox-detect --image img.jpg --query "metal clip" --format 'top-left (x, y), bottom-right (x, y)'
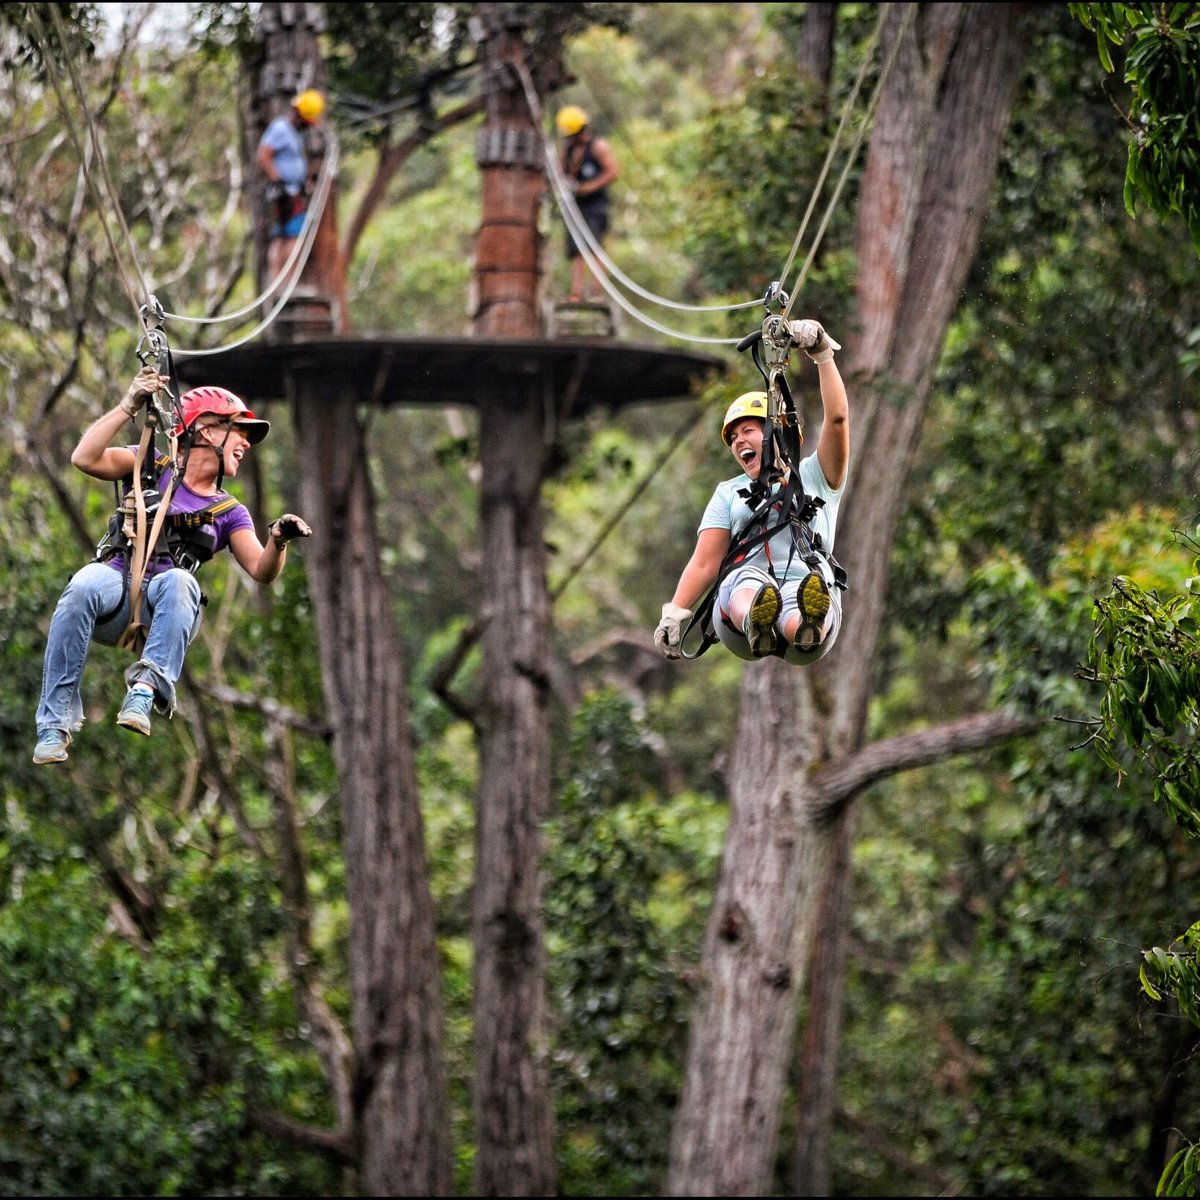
top-left (761, 281), bottom-right (790, 315)
top-left (140, 295), bottom-right (165, 331)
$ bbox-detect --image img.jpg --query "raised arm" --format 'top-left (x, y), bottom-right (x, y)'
top-left (70, 367), bottom-right (167, 481)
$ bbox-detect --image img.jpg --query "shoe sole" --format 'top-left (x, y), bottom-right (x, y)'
top-left (795, 572), bottom-right (831, 650)
top-left (117, 713), bottom-right (151, 736)
top-left (747, 583), bottom-right (781, 656)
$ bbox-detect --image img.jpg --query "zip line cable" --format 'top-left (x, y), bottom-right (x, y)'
top-left (781, 4), bottom-right (916, 321)
top-left (160, 140), bottom-right (339, 326)
top-left (773, 5), bottom-right (885, 301)
top-left (36, 3), bottom-right (342, 354)
top-left (34, 5), bottom-right (153, 337)
top-left (514, 59), bottom-right (754, 331)
top-left (516, 7), bottom-right (901, 351)
top-left (549, 401), bottom-right (707, 604)
top-left (168, 137), bottom-right (339, 355)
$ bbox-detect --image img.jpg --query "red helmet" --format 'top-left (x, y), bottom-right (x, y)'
top-left (174, 386), bottom-right (270, 445)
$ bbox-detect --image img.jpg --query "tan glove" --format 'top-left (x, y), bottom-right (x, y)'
top-left (653, 602), bottom-right (692, 660)
top-left (120, 367), bottom-right (166, 418)
top-left (790, 319), bottom-right (841, 364)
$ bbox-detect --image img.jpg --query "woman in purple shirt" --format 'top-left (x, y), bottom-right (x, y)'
top-left (33, 368), bottom-right (312, 764)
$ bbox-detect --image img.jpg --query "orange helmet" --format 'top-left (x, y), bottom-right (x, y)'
top-left (174, 386), bottom-right (270, 445)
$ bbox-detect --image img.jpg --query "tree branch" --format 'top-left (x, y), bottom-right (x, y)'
top-left (341, 94), bottom-right (486, 268)
top-left (263, 718), bottom-right (355, 1135)
top-left (429, 617), bottom-right (481, 729)
top-left (812, 710), bottom-right (1040, 814)
top-left (193, 678), bottom-right (330, 739)
top-left (247, 1107), bottom-right (355, 1165)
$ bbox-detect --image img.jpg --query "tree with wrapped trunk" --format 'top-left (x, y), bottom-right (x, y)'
top-left (667, 5), bottom-right (1036, 1194)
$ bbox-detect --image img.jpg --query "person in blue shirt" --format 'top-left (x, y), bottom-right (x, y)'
top-left (256, 89), bottom-right (325, 286)
top-left (653, 321), bottom-right (849, 664)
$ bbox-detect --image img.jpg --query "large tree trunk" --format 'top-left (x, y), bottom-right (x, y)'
top-left (791, 809), bottom-right (856, 1196)
top-left (295, 381), bottom-right (453, 1195)
top-left (668, 6), bottom-right (1030, 1193)
top-left (469, 5), bottom-right (557, 1195)
top-left (472, 387), bottom-right (556, 1196)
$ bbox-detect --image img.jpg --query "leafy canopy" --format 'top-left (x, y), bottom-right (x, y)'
top-left (1071, 3), bottom-right (1200, 252)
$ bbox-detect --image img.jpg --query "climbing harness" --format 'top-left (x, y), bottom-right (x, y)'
top-left (100, 297), bottom-right (186, 653)
top-left (89, 299), bottom-right (242, 652)
top-left (681, 284), bottom-right (848, 661)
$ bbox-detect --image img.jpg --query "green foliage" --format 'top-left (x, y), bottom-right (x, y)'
top-left (890, 4), bottom-right (1200, 650)
top-left (2, 3), bottom-right (99, 78)
top-left (1083, 528), bottom-right (1200, 831)
top-left (949, 509), bottom-right (1200, 1195)
top-left (1159, 1142), bottom-right (1200, 1197)
top-left (0, 859), bottom-right (337, 1196)
top-left (545, 690), bottom-right (718, 1196)
top-left (1071, 2), bottom-right (1200, 252)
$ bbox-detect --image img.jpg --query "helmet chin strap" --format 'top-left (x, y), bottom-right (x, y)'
top-left (185, 423), bottom-right (230, 491)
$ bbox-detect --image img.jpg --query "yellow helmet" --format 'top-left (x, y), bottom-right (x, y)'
top-left (556, 105), bottom-right (589, 137)
top-left (293, 89), bottom-right (325, 123)
top-left (721, 391), bottom-right (769, 444)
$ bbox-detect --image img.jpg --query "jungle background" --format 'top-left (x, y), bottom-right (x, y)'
top-left (3, 2), bottom-right (1200, 1196)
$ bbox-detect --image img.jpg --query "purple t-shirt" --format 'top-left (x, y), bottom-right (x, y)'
top-left (105, 457), bottom-right (254, 578)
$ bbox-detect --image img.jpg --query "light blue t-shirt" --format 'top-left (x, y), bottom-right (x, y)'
top-left (699, 452), bottom-right (845, 583)
top-left (260, 115), bottom-right (307, 190)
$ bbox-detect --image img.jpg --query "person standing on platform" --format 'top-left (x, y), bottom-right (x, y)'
top-left (556, 105), bottom-right (619, 304)
top-left (256, 88), bottom-right (325, 288)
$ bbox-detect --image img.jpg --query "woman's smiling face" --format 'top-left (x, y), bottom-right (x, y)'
top-left (727, 417), bottom-right (766, 479)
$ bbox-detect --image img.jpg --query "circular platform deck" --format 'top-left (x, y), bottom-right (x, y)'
top-left (176, 334), bottom-right (728, 414)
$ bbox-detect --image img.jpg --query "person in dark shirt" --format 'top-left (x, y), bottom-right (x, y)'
top-left (556, 105), bottom-right (620, 303)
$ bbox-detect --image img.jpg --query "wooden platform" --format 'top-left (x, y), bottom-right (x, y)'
top-left (176, 333), bottom-right (726, 415)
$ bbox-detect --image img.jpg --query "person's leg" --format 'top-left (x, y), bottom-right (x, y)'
top-left (570, 254), bottom-right (589, 302)
top-left (580, 208), bottom-right (609, 301)
top-left (118, 568), bottom-right (202, 734)
top-left (34, 563), bottom-right (127, 759)
top-left (780, 562), bottom-right (843, 665)
top-left (716, 564), bottom-right (781, 660)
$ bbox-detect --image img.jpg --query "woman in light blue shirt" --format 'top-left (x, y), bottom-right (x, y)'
top-left (653, 320), bottom-right (849, 664)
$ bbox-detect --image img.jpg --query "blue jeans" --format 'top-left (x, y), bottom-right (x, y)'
top-left (36, 562), bottom-right (203, 735)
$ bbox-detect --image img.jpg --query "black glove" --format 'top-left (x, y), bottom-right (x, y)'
top-left (270, 514), bottom-right (312, 548)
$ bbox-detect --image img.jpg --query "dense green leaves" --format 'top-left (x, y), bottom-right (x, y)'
top-left (544, 690), bottom-right (722, 1196)
top-left (1071, 3), bottom-right (1200, 252)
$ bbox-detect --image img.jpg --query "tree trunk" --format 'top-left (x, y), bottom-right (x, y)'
top-left (295, 380), bottom-right (452, 1195)
top-left (469, 6), bottom-right (557, 1195)
top-left (472, 386), bottom-right (557, 1196)
top-left (668, 5), bottom-right (1030, 1193)
top-left (791, 809), bottom-right (856, 1197)
top-left (796, 2), bottom-right (837, 109)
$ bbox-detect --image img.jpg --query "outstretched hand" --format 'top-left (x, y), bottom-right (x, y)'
top-left (270, 514), bottom-right (312, 547)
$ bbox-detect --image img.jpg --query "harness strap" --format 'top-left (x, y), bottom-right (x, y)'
top-left (117, 422), bottom-right (179, 655)
top-left (680, 478), bottom-right (846, 661)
